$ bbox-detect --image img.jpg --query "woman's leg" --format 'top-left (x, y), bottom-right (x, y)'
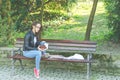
top-left (23, 50), bottom-right (42, 70)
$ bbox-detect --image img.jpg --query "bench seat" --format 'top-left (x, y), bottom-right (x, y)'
top-left (8, 54), bottom-right (94, 63)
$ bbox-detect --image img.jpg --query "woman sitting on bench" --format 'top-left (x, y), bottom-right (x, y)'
top-left (23, 21), bottom-right (46, 79)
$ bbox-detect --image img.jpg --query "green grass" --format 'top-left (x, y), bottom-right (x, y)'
top-left (42, 1), bottom-right (108, 42)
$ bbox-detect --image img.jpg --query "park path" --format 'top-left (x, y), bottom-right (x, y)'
top-left (0, 62), bottom-right (120, 80)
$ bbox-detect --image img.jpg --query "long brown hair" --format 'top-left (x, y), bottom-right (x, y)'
top-left (31, 21), bottom-right (42, 39)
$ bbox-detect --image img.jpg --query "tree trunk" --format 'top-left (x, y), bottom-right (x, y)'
top-left (39, 0), bottom-right (44, 39)
top-left (6, 0), bottom-right (12, 44)
top-left (0, 0), bottom-right (2, 8)
top-left (6, 0), bottom-right (11, 25)
top-left (0, 0), bottom-right (6, 19)
top-left (85, 0), bottom-right (98, 40)
top-left (40, 0), bottom-right (44, 25)
top-left (0, 0), bottom-right (2, 17)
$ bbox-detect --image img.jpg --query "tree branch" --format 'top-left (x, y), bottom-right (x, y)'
top-left (44, 0), bottom-right (52, 5)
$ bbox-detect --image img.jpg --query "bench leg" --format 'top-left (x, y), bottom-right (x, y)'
top-left (87, 53), bottom-right (92, 80)
top-left (11, 59), bottom-right (16, 76)
top-left (11, 59), bottom-right (24, 76)
top-left (18, 59), bottom-right (24, 70)
top-left (87, 62), bottom-right (91, 80)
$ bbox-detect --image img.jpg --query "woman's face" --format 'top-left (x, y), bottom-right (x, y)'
top-left (33, 23), bottom-right (41, 33)
top-left (35, 24), bottom-right (41, 33)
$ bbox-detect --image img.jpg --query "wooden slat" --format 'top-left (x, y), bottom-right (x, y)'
top-left (15, 44), bottom-right (23, 48)
top-left (8, 54), bottom-right (94, 63)
top-left (8, 54), bottom-right (34, 60)
top-left (15, 40), bottom-right (96, 48)
top-left (15, 40), bottom-right (24, 43)
top-left (48, 46), bottom-right (96, 51)
top-left (16, 38), bottom-right (96, 44)
top-left (15, 41), bottom-right (96, 48)
top-left (41, 39), bottom-right (97, 44)
top-left (48, 43), bottom-right (96, 48)
top-left (47, 49), bottom-right (94, 53)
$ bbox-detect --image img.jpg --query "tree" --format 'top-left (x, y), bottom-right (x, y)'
top-left (104, 0), bottom-right (120, 42)
top-left (0, 0), bottom-right (2, 11)
top-left (85, 0), bottom-right (98, 40)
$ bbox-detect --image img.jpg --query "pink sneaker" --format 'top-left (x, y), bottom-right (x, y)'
top-left (34, 68), bottom-right (39, 78)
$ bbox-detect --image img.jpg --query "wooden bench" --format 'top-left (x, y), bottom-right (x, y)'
top-left (8, 38), bottom-right (97, 80)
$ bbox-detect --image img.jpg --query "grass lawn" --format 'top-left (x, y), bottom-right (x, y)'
top-left (15, 1), bottom-right (109, 43)
top-left (42, 1), bottom-right (109, 42)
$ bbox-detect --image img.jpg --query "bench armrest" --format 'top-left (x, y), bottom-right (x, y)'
top-left (12, 48), bottom-right (23, 56)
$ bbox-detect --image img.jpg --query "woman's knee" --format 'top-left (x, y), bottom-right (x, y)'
top-left (36, 51), bottom-right (42, 56)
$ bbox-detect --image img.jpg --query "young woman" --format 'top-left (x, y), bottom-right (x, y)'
top-left (23, 21), bottom-right (43, 78)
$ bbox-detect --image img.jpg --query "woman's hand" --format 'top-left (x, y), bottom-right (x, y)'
top-left (37, 46), bottom-right (41, 51)
top-left (38, 45), bottom-right (46, 51)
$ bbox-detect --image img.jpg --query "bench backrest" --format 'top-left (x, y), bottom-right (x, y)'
top-left (15, 38), bottom-right (97, 53)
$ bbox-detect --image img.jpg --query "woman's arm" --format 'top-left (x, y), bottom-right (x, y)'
top-left (24, 33), bottom-right (37, 50)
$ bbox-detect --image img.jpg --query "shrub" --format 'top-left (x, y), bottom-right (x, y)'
top-left (104, 0), bottom-right (120, 42)
top-left (0, 17), bottom-right (16, 46)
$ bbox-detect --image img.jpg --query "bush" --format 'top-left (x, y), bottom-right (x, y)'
top-left (104, 0), bottom-right (120, 42)
top-left (0, 17), bottom-right (16, 46)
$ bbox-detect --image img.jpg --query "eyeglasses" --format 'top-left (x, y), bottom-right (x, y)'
top-left (36, 26), bottom-right (41, 29)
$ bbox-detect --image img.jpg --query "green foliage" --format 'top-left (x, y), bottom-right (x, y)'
top-left (0, 17), bottom-right (16, 46)
top-left (104, 0), bottom-right (120, 42)
top-left (43, 10), bottom-right (70, 21)
top-left (44, 0), bottom-right (78, 11)
top-left (11, 0), bottom-right (30, 31)
top-left (8, 0), bottom-right (78, 32)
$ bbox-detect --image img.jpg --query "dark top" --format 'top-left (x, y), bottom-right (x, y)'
top-left (23, 30), bottom-right (39, 51)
